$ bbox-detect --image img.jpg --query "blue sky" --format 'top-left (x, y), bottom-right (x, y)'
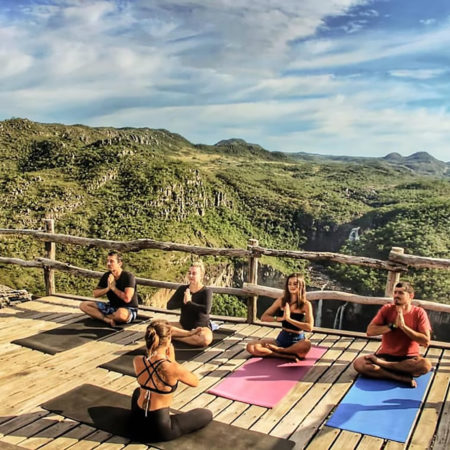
top-left (1, 0), bottom-right (450, 161)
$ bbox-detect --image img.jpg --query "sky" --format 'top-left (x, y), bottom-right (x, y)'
top-left (1, 0), bottom-right (450, 161)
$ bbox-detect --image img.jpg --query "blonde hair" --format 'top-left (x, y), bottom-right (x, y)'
top-left (190, 260), bottom-right (205, 279)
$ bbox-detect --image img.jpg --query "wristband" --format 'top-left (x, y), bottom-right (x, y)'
top-left (273, 315), bottom-right (278, 322)
top-left (388, 323), bottom-right (397, 331)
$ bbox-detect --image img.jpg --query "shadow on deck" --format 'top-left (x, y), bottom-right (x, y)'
top-left (0, 296), bottom-right (449, 450)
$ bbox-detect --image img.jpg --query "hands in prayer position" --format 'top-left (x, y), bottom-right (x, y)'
top-left (183, 288), bottom-right (192, 304)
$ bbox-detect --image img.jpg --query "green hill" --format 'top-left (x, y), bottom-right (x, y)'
top-left (293, 150), bottom-right (449, 177)
top-left (0, 118), bottom-right (448, 304)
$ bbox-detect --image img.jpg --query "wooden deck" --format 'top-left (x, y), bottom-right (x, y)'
top-left (0, 296), bottom-right (448, 450)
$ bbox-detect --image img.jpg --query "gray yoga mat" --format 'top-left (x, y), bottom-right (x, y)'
top-left (11, 316), bottom-right (147, 355)
top-left (99, 327), bottom-right (235, 375)
top-left (42, 384), bottom-right (294, 449)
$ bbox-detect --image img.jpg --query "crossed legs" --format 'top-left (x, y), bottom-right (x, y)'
top-left (246, 338), bottom-right (312, 362)
top-left (353, 353), bottom-right (432, 387)
top-left (79, 301), bottom-right (131, 327)
top-left (168, 321), bottom-right (213, 347)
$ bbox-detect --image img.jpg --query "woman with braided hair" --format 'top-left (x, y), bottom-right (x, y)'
top-left (246, 273), bottom-right (313, 361)
top-left (131, 319), bottom-right (212, 442)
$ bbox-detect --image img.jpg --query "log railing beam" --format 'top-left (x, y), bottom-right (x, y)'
top-left (1, 254), bottom-right (449, 314)
top-left (242, 283), bottom-right (450, 314)
top-left (1, 228), bottom-right (448, 271)
top-left (0, 229), bottom-right (250, 258)
top-left (252, 246), bottom-right (406, 272)
top-left (389, 250), bottom-right (450, 270)
top-left (0, 228), bottom-right (416, 271)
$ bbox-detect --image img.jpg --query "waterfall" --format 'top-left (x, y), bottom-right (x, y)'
top-left (316, 299), bottom-right (323, 327)
top-left (348, 227), bottom-right (360, 241)
top-left (314, 282), bottom-right (328, 328)
top-left (333, 302), bottom-right (347, 329)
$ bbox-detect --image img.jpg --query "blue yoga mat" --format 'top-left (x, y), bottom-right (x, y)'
top-left (326, 371), bottom-right (433, 442)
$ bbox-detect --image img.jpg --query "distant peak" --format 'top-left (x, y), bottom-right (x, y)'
top-left (383, 152), bottom-right (403, 161)
top-left (215, 138), bottom-right (260, 148)
top-left (406, 151), bottom-right (437, 162)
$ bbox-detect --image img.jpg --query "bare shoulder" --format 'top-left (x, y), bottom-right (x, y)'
top-left (170, 360), bottom-right (184, 375)
top-left (164, 360), bottom-right (185, 383)
top-left (273, 297), bottom-right (283, 306)
top-left (133, 354), bottom-right (145, 374)
top-left (265, 297), bottom-right (282, 311)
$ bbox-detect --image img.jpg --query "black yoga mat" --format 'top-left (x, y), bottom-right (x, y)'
top-left (99, 328), bottom-right (235, 376)
top-left (42, 384), bottom-right (294, 449)
top-left (11, 316), bottom-right (148, 355)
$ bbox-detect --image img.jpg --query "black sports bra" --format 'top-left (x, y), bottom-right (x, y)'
top-left (136, 356), bottom-right (179, 395)
top-left (276, 308), bottom-right (306, 332)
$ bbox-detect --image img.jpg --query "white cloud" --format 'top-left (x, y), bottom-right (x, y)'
top-left (359, 8), bottom-right (379, 17)
top-left (289, 23), bottom-right (450, 70)
top-left (0, 48), bottom-right (33, 79)
top-left (341, 20), bottom-right (368, 34)
top-left (236, 75), bottom-right (338, 100)
top-left (420, 18), bottom-right (437, 26)
top-left (85, 90), bottom-right (450, 161)
top-left (62, 1), bottom-right (115, 24)
top-left (1, 0), bottom-right (449, 162)
top-left (389, 69), bottom-right (446, 80)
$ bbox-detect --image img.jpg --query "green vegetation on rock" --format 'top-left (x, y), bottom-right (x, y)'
top-left (0, 118), bottom-right (448, 311)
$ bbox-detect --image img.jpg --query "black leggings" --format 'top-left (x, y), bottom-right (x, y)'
top-left (131, 388), bottom-right (212, 442)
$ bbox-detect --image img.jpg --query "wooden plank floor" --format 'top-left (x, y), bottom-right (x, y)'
top-left (0, 296), bottom-right (448, 450)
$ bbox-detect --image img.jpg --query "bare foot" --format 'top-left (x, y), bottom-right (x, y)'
top-left (264, 343), bottom-right (304, 361)
top-left (265, 343), bottom-right (281, 352)
top-left (408, 377), bottom-right (417, 388)
top-left (104, 317), bottom-right (117, 328)
top-left (364, 354), bottom-right (379, 364)
top-left (274, 352), bottom-right (300, 362)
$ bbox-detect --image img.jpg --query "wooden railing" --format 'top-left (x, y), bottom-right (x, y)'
top-left (0, 219), bottom-right (449, 322)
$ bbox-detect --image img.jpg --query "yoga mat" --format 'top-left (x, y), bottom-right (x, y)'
top-left (99, 328), bottom-right (235, 376)
top-left (42, 384), bottom-right (294, 449)
top-left (11, 316), bottom-right (147, 355)
top-left (326, 371), bottom-right (433, 442)
top-left (208, 346), bottom-right (327, 408)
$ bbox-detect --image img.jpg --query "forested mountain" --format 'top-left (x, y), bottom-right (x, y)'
top-left (0, 118), bottom-right (448, 307)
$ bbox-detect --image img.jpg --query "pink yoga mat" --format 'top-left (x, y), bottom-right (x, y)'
top-left (208, 346), bottom-right (327, 408)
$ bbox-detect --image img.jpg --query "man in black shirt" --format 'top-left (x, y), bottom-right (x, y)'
top-left (80, 251), bottom-right (138, 326)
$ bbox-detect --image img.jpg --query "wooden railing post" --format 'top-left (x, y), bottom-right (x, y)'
top-left (247, 238), bottom-right (259, 323)
top-left (385, 247), bottom-right (405, 297)
top-left (43, 219), bottom-right (56, 295)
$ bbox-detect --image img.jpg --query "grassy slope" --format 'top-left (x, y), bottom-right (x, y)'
top-left (0, 119), bottom-right (448, 302)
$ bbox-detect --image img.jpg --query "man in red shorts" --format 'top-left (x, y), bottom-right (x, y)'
top-left (353, 281), bottom-right (432, 387)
